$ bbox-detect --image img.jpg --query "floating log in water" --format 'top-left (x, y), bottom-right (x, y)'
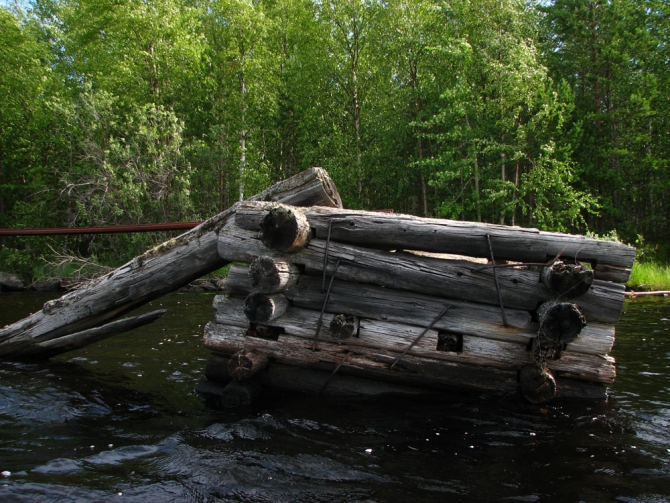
top-left (235, 201), bottom-right (636, 281)
top-left (0, 168), bottom-right (341, 358)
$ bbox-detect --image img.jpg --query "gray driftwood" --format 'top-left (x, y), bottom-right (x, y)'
top-left (0, 168), bottom-right (341, 358)
top-left (235, 201), bottom-right (636, 282)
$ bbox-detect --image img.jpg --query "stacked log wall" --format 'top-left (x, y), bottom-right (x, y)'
top-left (205, 201), bottom-right (634, 403)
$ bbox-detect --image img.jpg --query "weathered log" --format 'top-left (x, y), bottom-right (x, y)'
top-left (203, 322), bottom-right (521, 393)
top-left (537, 301), bottom-right (587, 347)
top-left (249, 256), bottom-right (301, 293)
top-left (540, 260), bottom-right (593, 299)
top-left (244, 293), bottom-right (289, 324)
top-left (221, 267), bottom-right (615, 356)
top-left (0, 168), bottom-right (340, 358)
top-left (204, 352), bottom-right (606, 400)
top-left (219, 271), bottom-right (535, 343)
top-left (227, 350), bottom-right (269, 381)
top-left (204, 317), bottom-right (615, 384)
top-left (217, 226), bottom-right (626, 324)
top-left (27, 310), bottom-right (166, 358)
top-left (235, 201), bottom-right (636, 281)
top-left (204, 353), bottom-right (435, 397)
top-left (519, 364), bottom-right (557, 404)
top-left (203, 323), bottom-right (610, 397)
top-left (259, 204), bottom-right (311, 253)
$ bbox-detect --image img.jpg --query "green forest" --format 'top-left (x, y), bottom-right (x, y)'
top-left (1, 0), bottom-right (669, 281)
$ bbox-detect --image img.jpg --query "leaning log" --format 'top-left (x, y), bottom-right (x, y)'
top-left (235, 201), bottom-right (636, 282)
top-left (27, 310), bottom-right (166, 358)
top-left (0, 168), bottom-right (341, 358)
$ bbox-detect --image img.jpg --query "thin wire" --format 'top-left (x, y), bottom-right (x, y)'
top-left (313, 258), bottom-right (341, 350)
top-left (390, 304), bottom-right (452, 369)
top-left (486, 234), bottom-right (508, 327)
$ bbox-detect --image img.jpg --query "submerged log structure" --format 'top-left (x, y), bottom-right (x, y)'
top-left (202, 199), bottom-right (635, 404)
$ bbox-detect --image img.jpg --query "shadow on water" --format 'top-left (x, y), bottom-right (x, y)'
top-left (0, 292), bottom-right (669, 502)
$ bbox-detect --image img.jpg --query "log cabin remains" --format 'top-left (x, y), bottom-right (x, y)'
top-left (202, 192), bottom-right (636, 405)
top-left (0, 168), bottom-right (636, 405)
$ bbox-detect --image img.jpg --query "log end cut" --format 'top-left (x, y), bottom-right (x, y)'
top-left (259, 205), bottom-right (311, 253)
top-left (519, 364), bottom-right (557, 404)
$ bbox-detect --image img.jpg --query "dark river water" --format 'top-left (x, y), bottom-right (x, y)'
top-left (0, 292), bottom-right (669, 502)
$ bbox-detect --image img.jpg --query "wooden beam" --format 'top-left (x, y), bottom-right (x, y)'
top-left (235, 201), bottom-right (636, 281)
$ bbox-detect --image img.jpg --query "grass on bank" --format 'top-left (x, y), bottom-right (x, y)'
top-left (627, 262), bottom-right (670, 291)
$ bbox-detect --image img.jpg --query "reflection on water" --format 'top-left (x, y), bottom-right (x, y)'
top-left (0, 292), bottom-right (669, 502)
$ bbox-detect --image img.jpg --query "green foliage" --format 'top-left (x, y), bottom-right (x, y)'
top-left (627, 262), bottom-right (670, 292)
top-left (0, 0), bottom-right (668, 275)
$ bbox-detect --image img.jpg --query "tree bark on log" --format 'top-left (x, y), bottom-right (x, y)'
top-left (249, 256), bottom-right (300, 293)
top-left (0, 168), bottom-right (341, 358)
top-left (218, 225), bottom-right (626, 324)
top-left (235, 201), bottom-right (636, 281)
